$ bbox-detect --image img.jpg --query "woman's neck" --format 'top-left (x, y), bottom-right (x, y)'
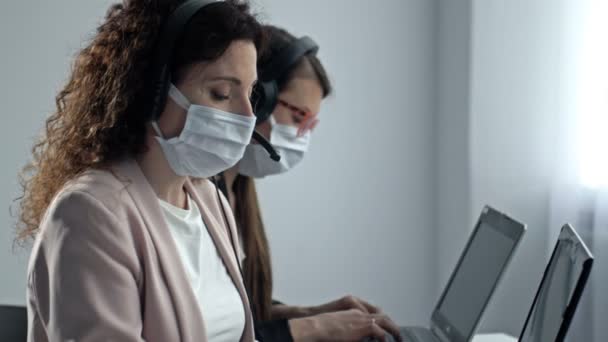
top-left (223, 164), bottom-right (240, 210)
top-left (137, 126), bottom-right (188, 209)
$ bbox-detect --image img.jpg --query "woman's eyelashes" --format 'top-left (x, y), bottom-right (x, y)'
top-left (210, 89), bottom-right (230, 101)
top-left (292, 114), bottom-right (303, 124)
top-left (210, 86), bottom-right (253, 102)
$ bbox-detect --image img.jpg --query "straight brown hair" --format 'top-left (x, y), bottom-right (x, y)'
top-left (232, 175), bottom-right (274, 321)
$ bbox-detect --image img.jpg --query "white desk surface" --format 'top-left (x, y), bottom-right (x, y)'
top-left (472, 333), bottom-right (517, 342)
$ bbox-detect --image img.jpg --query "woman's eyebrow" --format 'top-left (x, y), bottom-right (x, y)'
top-left (206, 76), bottom-right (242, 85)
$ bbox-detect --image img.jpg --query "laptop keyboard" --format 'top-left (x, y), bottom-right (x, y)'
top-left (401, 329), bottom-right (418, 342)
top-left (401, 326), bottom-right (440, 342)
top-left (361, 326), bottom-right (438, 342)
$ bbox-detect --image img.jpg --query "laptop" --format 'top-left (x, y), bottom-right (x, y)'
top-left (399, 206), bottom-right (526, 342)
top-left (518, 223), bottom-right (594, 342)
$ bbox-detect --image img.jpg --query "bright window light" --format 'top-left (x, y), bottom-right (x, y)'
top-left (577, 0), bottom-right (608, 188)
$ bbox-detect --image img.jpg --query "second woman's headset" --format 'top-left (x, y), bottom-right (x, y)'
top-left (218, 33), bottom-right (321, 224)
top-left (217, 33), bottom-right (320, 233)
top-left (250, 36), bottom-right (319, 124)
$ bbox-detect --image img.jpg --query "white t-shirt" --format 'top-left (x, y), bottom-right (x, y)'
top-left (159, 195), bottom-right (245, 342)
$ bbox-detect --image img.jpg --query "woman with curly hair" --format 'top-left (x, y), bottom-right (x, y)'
top-left (18, 1), bottom-right (265, 341)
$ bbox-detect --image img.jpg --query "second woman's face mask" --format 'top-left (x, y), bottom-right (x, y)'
top-left (238, 116), bottom-right (311, 178)
top-left (153, 83), bottom-right (256, 178)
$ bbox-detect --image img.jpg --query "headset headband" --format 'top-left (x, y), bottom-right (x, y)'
top-left (261, 36), bottom-right (319, 81)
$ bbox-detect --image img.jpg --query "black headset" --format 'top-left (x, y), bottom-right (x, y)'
top-left (147, 0), bottom-right (219, 121)
top-left (147, 0), bottom-right (219, 122)
top-left (250, 36), bottom-right (319, 124)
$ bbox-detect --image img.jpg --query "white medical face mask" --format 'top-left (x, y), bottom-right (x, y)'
top-left (238, 116), bottom-right (310, 178)
top-left (152, 83), bottom-right (256, 178)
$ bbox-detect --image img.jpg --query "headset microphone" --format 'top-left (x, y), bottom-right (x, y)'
top-left (251, 131), bottom-right (281, 161)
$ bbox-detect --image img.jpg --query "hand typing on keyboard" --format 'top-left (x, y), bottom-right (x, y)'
top-left (290, 309), bottom-right (403, 341)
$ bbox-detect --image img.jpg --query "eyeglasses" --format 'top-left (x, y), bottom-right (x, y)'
top-left (277, 99), bottom-right (319, 136)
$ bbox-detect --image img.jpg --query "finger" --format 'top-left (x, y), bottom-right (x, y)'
top-left (369, 321), bottom-right (388, 342)
top-left (343, 308), bottom-right (367, 317)
top-left (372, 314), bottom-right (403, 342)
top-left (343, 296), bottom-right (370, 314)
top-left (353, 316), bottom-right (387, 342)
top-left (357, 298), bottom-right (382, 314)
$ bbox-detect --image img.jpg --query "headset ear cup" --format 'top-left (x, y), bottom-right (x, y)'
top-left (150, 66), bottom-right (171, 121)
top-left (252, 80), bottom-right (278, 124)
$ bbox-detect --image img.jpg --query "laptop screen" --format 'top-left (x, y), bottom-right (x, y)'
top-left (433, 207), bottom-right (524, 341)
top-left (519, 224), bottom-right (593, 342)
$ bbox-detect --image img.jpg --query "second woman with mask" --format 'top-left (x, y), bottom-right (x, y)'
top-left (220, 25), bottom-right (404, 342)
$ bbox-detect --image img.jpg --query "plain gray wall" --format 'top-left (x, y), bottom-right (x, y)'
top-left (0, 0), bottom-right (439, 325)
top-left (435, 0), bottom-right (472, 289)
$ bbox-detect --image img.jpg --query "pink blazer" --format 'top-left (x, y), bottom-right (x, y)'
top-left (26, 159), bottom-right (255, 342)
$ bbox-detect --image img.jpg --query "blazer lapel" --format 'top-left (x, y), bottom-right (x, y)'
top-left (112, 159), bottom-right (207, 342)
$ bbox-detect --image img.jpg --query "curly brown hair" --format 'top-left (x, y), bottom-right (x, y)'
top-left (16, 0), bottom-right (264, 242)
